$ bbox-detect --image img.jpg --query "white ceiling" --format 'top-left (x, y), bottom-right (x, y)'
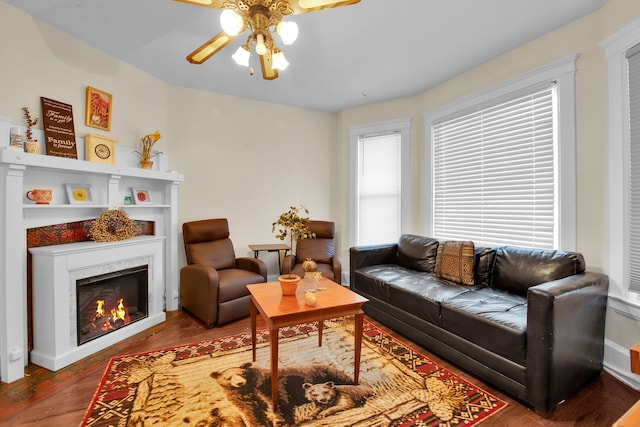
top-left (2, 0), bottom-right (607, 112)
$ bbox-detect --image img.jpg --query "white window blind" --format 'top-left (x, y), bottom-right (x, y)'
top-left (357, 133), bottom-right (401, 245)
top-left (432, 83), bottom-right (556, 248)
top-left (627, 43), bottom-right (640, 291)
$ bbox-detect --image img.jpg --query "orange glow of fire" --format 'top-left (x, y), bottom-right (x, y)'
top-left (90, 298), bottom-right (130, 332)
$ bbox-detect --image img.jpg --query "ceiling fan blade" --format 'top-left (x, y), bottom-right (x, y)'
top-left (290, 0), bottom-right (360, 13)
top-left (173, 0), bottom-right (226, 9)
top-left (187, 33), bottom-right (238, 64)
top-left (260, 51), bottom-right (279, 80)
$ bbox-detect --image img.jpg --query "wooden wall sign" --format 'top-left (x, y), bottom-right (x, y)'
top-left (40, 97), bottom-right (78, 159)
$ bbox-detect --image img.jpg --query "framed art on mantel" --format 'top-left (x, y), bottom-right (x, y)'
top-left (86, 86), bottom-right (112, 131)
top-left (40, 96), bottom-right (78, 159)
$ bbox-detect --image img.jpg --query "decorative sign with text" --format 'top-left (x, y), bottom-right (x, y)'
top-left (40, 96), bottom-right (78, 159)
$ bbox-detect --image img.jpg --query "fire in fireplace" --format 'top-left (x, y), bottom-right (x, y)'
top-left (76, 265), bottom-right (149, 346)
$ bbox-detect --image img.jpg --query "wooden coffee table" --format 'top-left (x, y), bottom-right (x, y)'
top-left (247, 279), bottom-right (368, 411)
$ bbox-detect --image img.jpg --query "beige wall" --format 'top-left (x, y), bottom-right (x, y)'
top-left (0, 2), bottom-right (170, 155)
top-left (167, 85), bottom-right (334, 265)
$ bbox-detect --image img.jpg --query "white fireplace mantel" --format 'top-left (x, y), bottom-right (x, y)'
top-left (0, 118), bottom-right (183, 383)
top-left (29, 236), bottom-right (166, 371)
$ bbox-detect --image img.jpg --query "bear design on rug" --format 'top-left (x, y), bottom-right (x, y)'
top-left (211, 362), bottom-right (355, 426)
top-left (302, 381), bottom-right (373, 420)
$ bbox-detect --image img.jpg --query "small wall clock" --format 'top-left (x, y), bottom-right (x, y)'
top-left (85, 133), bottom-right (117, 165)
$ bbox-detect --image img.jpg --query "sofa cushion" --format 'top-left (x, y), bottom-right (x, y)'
top-left (441, 287), bottom-right (528, 365)
top-left (388, 274), bottom-right (481, 326)
top-left (492, 246), bottom-right (586, 296)
top-left (396, 234), bottom-right (439, 272)
top-left (434, 241), bottom-right (475, 285)
top-left (474, 247), bottom-right (496, 287)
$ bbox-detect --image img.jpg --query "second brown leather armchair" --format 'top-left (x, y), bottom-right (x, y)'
top-left (180, 218), bottom-right (267, 328)
top-left (281, 220), bottom-right (342, 284)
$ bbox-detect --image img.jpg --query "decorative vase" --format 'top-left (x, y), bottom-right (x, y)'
top-left (24, 140), bottom-right (40, 154)
top-left (278, 274), bottom-right (301, 296)
top-left (140, 160), bottom-right (153, 170)
top-left (302, 273), bottom-right (319, 292)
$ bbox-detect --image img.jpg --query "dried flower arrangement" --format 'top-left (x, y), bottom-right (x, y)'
top-left (272, 205), bottom-right (316, 279)
top-left (90, 209), bottom-right (136, 242)
top-left (22, 107), bottom-right (39, 141)
top-left (135, 130), bottom-right (162, 161)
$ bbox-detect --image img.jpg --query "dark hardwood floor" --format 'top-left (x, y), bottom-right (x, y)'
top-left (0, 310), bottom-right (637, 426)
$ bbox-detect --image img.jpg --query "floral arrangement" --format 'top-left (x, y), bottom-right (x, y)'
top-left (22, 107), bottom-right (39, 141)
top-left (135, 130), bottom-right (162, 161)
top-left (272, 205), bottom-right (316, 278)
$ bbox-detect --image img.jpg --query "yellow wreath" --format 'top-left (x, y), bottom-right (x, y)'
top-left (90, 209), bottom-right (137, 242)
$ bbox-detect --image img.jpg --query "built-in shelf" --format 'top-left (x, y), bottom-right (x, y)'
top-left (0, 144), bottom-right (184, 384)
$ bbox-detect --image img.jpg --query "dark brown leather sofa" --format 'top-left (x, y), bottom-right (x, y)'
top-left (350, 234), bottom-right (609, 415)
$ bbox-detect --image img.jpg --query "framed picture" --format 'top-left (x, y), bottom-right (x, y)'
top-left (86, 86), bottom-right (112, 131)
top-left (132, 188), bottom-right (151, 204)
top-left (65, 184), bottom-right (95, 204)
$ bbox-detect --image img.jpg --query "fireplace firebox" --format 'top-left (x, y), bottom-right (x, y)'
top-left (76, 265), bottom-right (149, 346)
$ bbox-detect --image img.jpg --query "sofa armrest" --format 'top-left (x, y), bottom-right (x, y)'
top-left (331, 255), bottom-right (342, 284)
top-left (236, 257), bottom-right (267, 280)
top-left (526, 271), bottom-right (609, 414)
top-left (350, 244), bottom-right (397, 271)
top-left (179, 264), bottom-right (220, 328)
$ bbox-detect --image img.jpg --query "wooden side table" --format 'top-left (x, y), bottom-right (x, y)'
top-left (248, 243), bottom-right (290, 274)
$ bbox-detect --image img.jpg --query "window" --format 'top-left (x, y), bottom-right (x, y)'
top-left (349, 118), bottom-right (411, 246)
top-left (603, 17), bottom-right (640, 300)
top-left (424, 55), bottom-right (577, 250)
top-left (431, 84), bottom-right (556, 248)
top-left (629, 43), bottom-right (640, 292)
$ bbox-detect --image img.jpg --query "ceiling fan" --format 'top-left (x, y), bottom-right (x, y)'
top-left (175, 0), bottom-right (361, 80)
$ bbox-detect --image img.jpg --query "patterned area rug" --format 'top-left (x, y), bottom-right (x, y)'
top-left (82, 319), bottom-right (506, 426)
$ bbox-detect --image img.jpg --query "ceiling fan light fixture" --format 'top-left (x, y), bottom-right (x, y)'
top-left (255, 33), bottom-right (268, 56)
top-left (220, 9), bottom-right (243, 36)
top-left (272, 50), bottom-right (289, 70)
top-left (232, 45), bottom-right (250, 66)
top-left (276, 21), bottom-right (298, 45)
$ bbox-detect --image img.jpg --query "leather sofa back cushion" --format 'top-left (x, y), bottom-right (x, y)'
top-left (186, 239), bottom-right (237, 270)
top-left (474, 247), bottom-right (496, 287)
top-left (492, 246), bottom-right (586, 295)
top-left (434, 240), bottom-right (475, 285)
top-left (397, 234), bottom-right (439, 272)
top-left (296, 238), bottom-right (334, 264)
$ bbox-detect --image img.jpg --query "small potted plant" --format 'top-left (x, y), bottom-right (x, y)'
top-left (272, 205), bottom-right (316, 294)
top-left (22, 107), bottom-right (40, 154)
top-left (135, 130), bottom-right (162, 169)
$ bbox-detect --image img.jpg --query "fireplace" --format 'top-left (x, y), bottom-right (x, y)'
top-left (28, 236), bottom-right (166, 371)
top-left (76, 265), bottom-right (149, 346)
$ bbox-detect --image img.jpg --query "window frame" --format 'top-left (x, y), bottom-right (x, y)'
top-left (603, 16), bottom-right (640, 302)
top-left (423, 54), bottom-right (578, 251)
top-left (348, 117), bottom-right (412, 247)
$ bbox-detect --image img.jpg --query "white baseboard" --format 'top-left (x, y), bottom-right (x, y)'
top-left (604, 338), bottom-right (640, 390)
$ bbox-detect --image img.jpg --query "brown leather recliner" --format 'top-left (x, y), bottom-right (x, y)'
top-left (281, 220), bottom-right (342, 284)
top-left (180, 218), bottom-right (267, 328)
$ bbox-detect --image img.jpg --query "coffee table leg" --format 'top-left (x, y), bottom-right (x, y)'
top-left (271, 327), bottom-right (279, 411)
top-left (318, 320), bottom-right (323, 347)
top-left (354, 312), bottom-right (364, 385)
top-left (250, 298), bottom-right (257, 362)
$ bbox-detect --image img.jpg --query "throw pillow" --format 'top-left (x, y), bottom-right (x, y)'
top-left (434, 240), bottom-right (475, 285)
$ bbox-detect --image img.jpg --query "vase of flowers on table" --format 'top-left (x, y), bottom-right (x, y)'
top-left (272, 205), bottom-right (316, 295)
